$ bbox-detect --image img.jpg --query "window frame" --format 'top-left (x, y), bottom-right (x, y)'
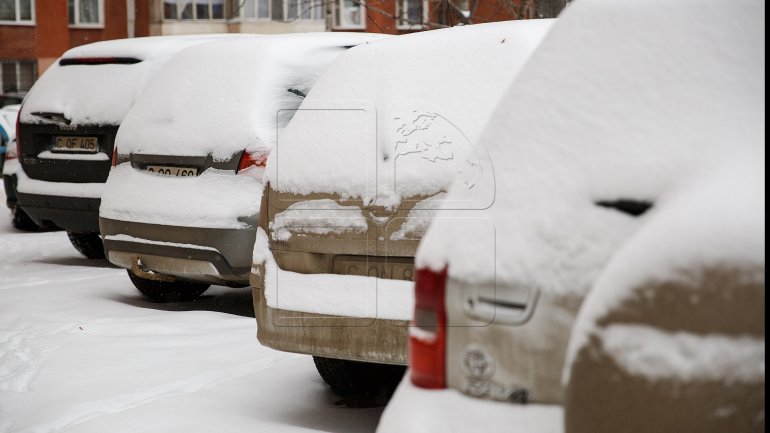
top-left (239, 0), bottom-right (271, 21)
top-left (332, 0), bottom-right (365, 30)
top-left (395, 0), bottom-right (428, 30)
top-left (68, 0), bottom-right (104, 28)
top-left (0, 60), bottom-right (37, 93)
top-left (0, 0), bottom-right (35, 25)
top-left (163, 0), bottom-right (227, 21)
top-left (284, 0), bottom-right (324, 22)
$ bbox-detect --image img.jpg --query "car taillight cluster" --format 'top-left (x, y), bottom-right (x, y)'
top-left (237, 150), bottom-right (268, 174)
top-left (111, 146), bottom-right (118, 167)
top-left (409, 267), bottom-right (448, 389)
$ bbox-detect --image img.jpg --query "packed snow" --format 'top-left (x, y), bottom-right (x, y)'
top-left (100, 165), bottom-right (262, 229)
top-left (20, 35), bottom-right (246, 126)
top-left (254, 228), bottom-right (413, 320)
top-left (598, 324), bottom-right (764, 383)
top-left (416, 0), bottom-right (765, 291)
top-left (271, 199), bottom-right (369, 242)
top-left (376, 376), bottom-right (563, 433)
top-left (265, 20), bottom-right (553, 209)
top-left (16, 169), bottom-right (104, 199)
top-left (0, 189), bottom-right (386, 433)
top-left (115, 33), bottom-right (388, 161)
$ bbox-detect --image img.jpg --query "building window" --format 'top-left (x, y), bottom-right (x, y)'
top-left (332, 0), bottom-right (364, 29)
top-left (241, 0), bottom-right (270, 20)
top-left (0, 60), bottom-right (36, 93)
top-left (286, 0), bottom-right (323, 20)
top-left (68, 0), bottom-right (103, 26)
top-left (164, 0), bottom-right (225, 20)
top-left (396, 0), bottom-right (427, 29)
top-left (0, 0), bottom-right (34, 24)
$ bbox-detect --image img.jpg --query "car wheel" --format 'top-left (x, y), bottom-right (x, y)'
top-left (313, 356), bottom-right (406, 403)
top-left (11, 206), bottom-right (41, 232)
top-left (127, 270), bottom-right (210, 303)
top-left (66, 231), bottom-right (106, 259)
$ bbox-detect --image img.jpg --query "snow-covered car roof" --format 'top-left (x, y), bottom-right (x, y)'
top-left (115, 33), bottom-right (388, 160)
top-left (416, 0), bottom-right (765, 295)
top-left (20, 34), bottom-right (249, 126)
top-left (264, 20), bottom-right (554, 208)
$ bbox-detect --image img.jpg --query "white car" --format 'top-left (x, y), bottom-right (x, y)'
top-left (99, 33), bottom-right (387, 302)
top-left (378, 0), bottom-right (764, 431)
top-left (15, 35), bottom-right (243, 250)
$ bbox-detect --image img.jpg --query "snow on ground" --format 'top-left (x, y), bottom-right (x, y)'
top-left (0, 188), bottom-right (384, 433)
top-left (377, 376), bottom-right (563, 433)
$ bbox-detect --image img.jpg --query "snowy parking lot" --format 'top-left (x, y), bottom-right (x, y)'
top-left (0, 189), bottom-right (384, 433)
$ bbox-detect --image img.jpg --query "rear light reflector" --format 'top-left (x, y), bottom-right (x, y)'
top-left (237, 150), bottom-right (268, 174)
top-left (111, 146), bottom-right (118, 167)
top-left (410, 267), bottom-right (448, 389)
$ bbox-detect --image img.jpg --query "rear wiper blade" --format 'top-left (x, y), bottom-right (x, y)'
top-left (30, 112), bottom-right (71, 125)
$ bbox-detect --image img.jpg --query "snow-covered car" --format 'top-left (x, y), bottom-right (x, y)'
top-left (563, 157), bottom-right (764, 433)
top-left (15, 35), bottom-right (240, 257)
top-left (251, 19), bottom-right (553, 398)
top-left (0, 104), bottom-right (39, 231)
top-left (0, 104), bottom-right (15, 179)
top-left (378, 0), bottom-right (764, 431)
top-left (99, 33), bottom-right (386, 302)
top-left (0, 91), bottom-right (26, 108)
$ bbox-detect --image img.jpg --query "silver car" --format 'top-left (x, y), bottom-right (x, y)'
top-left (100, 33), bottom-right (387, 302)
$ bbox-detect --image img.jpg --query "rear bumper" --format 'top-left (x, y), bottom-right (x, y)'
top-left (251, 267), bottom-right (410, 365)
top-left (3, 173), bottom-right (17, 209)
top-left (16, 191), bottom-right (100, 232)
top-left (100, 217), bottom-right (256, 286)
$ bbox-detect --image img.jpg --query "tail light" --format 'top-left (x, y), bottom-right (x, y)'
top-left (410, 267), bottom-right (448, 389)
top-left (111, 146), bottom-right (118, 167)
top-left (236, 150), bottom-right (268, 174)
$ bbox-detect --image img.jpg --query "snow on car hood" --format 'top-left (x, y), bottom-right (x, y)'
top-left (264, 20), bottom-right (554, 209)
top-left (20, 35), bottom-right (245, 126)
top-left (114, 33), bottom-right (389, 161)
top-left (416, 0), bottom-right (765, 297)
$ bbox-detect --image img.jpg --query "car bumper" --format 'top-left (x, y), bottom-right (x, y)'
top-left (251, 265), bottom-right (410, 365)
top-left (16, 191), bottom-right (100, 232)
top-left (376, 375), bottom-right (564, 433)
top-left (100, 217), bottom-right (256, 286)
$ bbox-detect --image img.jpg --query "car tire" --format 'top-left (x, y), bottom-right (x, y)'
top-left (11, 206), bottom-right (40, 232)
top-left (127, 270), bottom-right (210, 303)
top-left (313, 356), bottom-right (406, 402)
top-left (66, 231), bottom-right (106, 259)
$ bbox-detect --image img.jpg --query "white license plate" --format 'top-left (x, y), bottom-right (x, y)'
top-left (146, 165), bottom-right (198, 177)
top-left (53, 136), bottom-right (99, 153)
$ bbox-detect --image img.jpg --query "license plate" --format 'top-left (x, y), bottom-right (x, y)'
top-left (332, 256), bottom-right (415, 281)
top-left (145, 165), bottom-right (198, 177)
top-left (53, 136), bottom-right (98, 153)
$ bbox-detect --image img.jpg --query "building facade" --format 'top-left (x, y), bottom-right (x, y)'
top-left (0, 0), bottom-right (135, 92)
top-left (0, 0), bottom-right (565, 93)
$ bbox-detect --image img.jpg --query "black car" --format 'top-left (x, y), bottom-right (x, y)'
top-left (15, 35), bottom-right (230, 256)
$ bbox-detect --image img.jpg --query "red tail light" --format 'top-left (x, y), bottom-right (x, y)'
top-left (111, 146), bottom-right (118, 167)
top-left (410, 267), bottom-right (448, 389)
top-left (237, 150), bottom-right (268, 174)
